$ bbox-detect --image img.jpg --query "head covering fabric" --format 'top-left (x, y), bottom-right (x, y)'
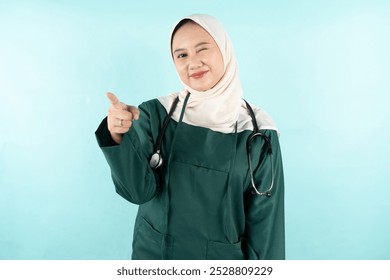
top-left (158, 14), bottom-right (278, 134)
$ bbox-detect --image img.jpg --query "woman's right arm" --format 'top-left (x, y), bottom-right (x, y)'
top-left (95, 93), bottom-right (157, 205)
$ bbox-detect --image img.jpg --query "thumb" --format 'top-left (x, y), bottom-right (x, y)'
top-left (106, 92), bottom-right (120, 106)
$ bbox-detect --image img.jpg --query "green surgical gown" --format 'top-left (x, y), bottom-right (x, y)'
top-left (95, 98), bottom-right (285, 260)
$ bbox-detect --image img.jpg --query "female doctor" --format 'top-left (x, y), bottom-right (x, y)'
top-left (95, 14), bottom-right (285, 260)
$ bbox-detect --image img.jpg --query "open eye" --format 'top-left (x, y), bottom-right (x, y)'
top-left (176, 53), bottom-right (187, 59)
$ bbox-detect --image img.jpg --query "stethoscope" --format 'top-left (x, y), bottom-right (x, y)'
top-left (149, 94), bottom-right (275, 197)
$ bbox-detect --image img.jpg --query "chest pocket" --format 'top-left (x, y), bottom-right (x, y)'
top-left (171, 122), bottom-right (234, 172)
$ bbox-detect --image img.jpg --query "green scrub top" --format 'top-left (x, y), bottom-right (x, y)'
top-left (95, 98), bottom-right (285, 260)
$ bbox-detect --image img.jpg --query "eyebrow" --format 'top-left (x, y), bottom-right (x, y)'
top-left (173, 42), bottom-right (211, 54)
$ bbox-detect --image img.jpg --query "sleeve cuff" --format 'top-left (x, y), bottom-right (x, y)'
top-left (95, 117), bottom-right (119, 147)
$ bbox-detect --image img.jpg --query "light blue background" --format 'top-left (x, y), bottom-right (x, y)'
top-left (1, 0), bottom-right (389, 259)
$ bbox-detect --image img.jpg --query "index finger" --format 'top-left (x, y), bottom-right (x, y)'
top-left (106, 92), bottom-right (119, 106)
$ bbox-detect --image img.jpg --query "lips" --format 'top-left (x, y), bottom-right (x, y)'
top-left (190, 70), bottom-right (209, 79)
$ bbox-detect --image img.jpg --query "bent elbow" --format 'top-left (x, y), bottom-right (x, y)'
top-left (113, 172), bottom-right (157, 205)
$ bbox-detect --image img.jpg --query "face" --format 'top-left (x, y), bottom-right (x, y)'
top-left (171, 22), bottom-right (224, 92)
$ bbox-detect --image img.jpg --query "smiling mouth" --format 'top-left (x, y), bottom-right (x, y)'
top-left (190, 71), bottom-right (208, 79)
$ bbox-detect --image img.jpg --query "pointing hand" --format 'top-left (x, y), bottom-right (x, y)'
top-left (106, 92), bottom-right (140, 144)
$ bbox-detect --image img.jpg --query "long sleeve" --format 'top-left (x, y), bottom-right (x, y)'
top-left (243, 130), bottom-right (285, 260)
top-left (95, 103), bottom-right (158, 205)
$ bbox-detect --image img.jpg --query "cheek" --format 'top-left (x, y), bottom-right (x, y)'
top-left (175, 63), bottom-right (188, 80)
top-left (212, 57), bottom-right (225, 82)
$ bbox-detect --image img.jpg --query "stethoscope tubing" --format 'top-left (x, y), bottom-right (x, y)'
top-left (150, 94), bottom-right (275, 197)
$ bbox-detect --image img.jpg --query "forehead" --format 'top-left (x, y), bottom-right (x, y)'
top-left (171, 22), bottom-right (216, 48)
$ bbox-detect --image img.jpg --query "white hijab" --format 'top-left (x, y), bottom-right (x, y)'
top-left (158, 14), bottom-right (278, 134)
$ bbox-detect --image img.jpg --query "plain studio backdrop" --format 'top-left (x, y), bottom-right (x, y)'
top-left (0, 0), bottom-right (389, 260)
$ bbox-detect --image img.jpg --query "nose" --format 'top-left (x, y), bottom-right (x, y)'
top-left (188, 55), bottom-right (202, 70)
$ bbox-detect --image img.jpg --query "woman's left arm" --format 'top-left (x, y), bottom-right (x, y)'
top-left (243, 130), bottom-right (285, 260)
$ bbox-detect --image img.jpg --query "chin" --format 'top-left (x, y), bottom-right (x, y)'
top-left (190, 83), bottom-right (213, 92)
top-left (193, 87), bottom-right (208, 92)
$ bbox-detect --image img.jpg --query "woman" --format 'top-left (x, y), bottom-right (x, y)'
top-left (95, 14), bottom-right (285, 260)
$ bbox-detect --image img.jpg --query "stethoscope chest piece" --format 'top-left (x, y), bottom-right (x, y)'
top-left (148, 96), bottom-right (181, 171)
top-left (149, 151), bottom-right (163, 169)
